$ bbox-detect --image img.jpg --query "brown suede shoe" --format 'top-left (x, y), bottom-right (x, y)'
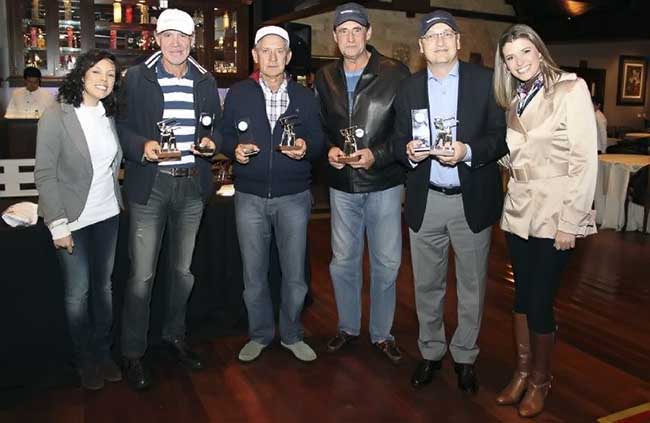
top-left (373, 340), bottom-right (402, 364)
top-left (326, 331), bottom-right (359, 352)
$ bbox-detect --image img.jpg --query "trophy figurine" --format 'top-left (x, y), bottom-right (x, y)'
top-left (411, 109), bottom-right (432, 153)
top-left (156, 118), bottom-right (182, 160)
top-left (338, 126), bottom-right (364, 164)
top-left (276, 115), bottom-right (301, 152)
top-left (194, 112), bottom-right (215, 155)
top-left (236, 118), bottom-right (259, 157)
top-left (430, 117), bottom-right (458, 157)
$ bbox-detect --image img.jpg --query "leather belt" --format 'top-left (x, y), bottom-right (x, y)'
top-left (429, 183), bottom-right (462, 195)
top-left (510, 162), bottom-right (569, 183)
top-left (158, 167), bottom-right (199, 177)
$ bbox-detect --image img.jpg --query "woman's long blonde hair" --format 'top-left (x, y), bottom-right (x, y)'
top-left (493, 24), bottom-right (563, 109)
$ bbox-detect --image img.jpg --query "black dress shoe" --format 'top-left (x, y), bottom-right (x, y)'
top-left (327, 331), bottom-right (360, 352)
top-left (123, 358), bottom-right (152, 391)
top-left (411, 359), bottom-right (442, 388)
top-left (454, 363), bottom-right (479, 394)
top-left (164, 338), bottom-right (204, 370)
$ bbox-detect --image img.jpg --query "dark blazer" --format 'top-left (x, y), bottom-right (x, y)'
top-left (116, 52), bottom-right (222, 205)
top-left (393, 61), bottom-right (508, 233)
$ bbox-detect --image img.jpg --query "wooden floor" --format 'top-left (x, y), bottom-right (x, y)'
top-left (2, 219), bottom-right (649, 423)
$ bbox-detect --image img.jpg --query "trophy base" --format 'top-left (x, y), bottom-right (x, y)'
top-left (242, 148), bottom-right (259, 157)
top-left (276, 145), bottom-right (301, 152)
top-left (158, 150), bottom-right (182, 160)
top-left (430, 147), bottom-right (455, 157)
top-left (413, 145), bottom-right (432, 153)
top-left (195, 145), bottom-right (215, 155)
top-left (338, 155), bottom-right (361, 164)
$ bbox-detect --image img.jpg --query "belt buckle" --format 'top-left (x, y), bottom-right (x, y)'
top-left (511, 167), bottom-right (528, 183)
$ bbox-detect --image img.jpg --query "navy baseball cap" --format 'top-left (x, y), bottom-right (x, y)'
top-left (420, 10), bottom-right (459, 36)
top-left (333, 3), bottom-right (370, 28)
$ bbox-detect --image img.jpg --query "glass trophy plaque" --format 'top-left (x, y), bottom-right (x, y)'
top-left (236, 117), bottom-right (258, 157)
top-left (411, 109), bottom-right (432, 153)
top-left (194, 112), bottom-right (215, 155)
top-left (430, 117), bottom-right (458, 157)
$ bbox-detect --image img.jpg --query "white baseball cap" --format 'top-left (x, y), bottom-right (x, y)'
top-left (156, 8), bottom-right (194, 36)
top-left (254, 26), bottom-right (290, 45)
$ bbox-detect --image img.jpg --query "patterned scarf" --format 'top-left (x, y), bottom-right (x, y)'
top-left (516, 73), bottom-right (544, 116)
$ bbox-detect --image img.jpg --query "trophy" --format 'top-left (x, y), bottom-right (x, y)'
top-left (430, 117), bottom-right (458, 157)
top-left (156, 118), bottom-right (182, 160)
top-left (276, 115), bottom-right (301, 152)
top-left (411, 109), bottom-right (432, 153)
top-left (338, 126), bottom-right (364, 163)
top-left (194, 112), bottom-right (215, 155)
top-left (236, 117), bottom-right (259, 157)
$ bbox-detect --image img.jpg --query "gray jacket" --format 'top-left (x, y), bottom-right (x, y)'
top-left (35, 102), bottom-right (123, 226)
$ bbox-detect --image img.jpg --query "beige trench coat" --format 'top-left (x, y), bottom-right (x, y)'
top-left (500, 73), bottom-right (598, 240)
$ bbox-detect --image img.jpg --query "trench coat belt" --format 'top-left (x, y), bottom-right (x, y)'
top-left (509, 162), bottom-right (569, 183)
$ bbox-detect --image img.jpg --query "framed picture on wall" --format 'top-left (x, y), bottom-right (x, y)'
top-left (616, 55), bottom-right (648, 106)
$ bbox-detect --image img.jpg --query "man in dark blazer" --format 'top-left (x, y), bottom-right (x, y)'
top-left (393, 10), bottom-right (507, 393)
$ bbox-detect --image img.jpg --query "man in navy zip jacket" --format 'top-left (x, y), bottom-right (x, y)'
top-left (221, 26), bottom-right (324, 363)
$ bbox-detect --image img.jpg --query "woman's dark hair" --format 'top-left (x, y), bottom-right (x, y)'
top-left (57, 49), bottom-right (121, 117)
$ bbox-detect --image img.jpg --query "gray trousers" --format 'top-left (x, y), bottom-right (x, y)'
top-left (409, 189), bottom-right (491, 364)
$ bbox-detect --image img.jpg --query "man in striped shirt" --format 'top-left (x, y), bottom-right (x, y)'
top-left (116, 8), bottom-right (221, 391)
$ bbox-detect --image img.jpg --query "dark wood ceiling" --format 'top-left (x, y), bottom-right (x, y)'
top-left (258, 0), bottom-right (650, 43)
top-left (507, 0), bottom-right (650, 42)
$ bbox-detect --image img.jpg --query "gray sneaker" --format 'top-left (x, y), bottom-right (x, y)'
top-left (98, 359), bottom-right (123, 382)
top-left (79, 365), bottom-right (104, 390)
top-left (281, 340), bottom-right (317, 362)
top-left (238, 341), bottom-right (266, 362)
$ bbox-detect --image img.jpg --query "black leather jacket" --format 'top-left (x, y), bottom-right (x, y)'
top-left (315, 46), bottom-right (410, 193)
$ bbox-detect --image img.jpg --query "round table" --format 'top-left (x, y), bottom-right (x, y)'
top-left (595, 154), bottom-right (650, 232)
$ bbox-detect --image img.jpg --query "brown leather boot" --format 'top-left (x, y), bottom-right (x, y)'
top-left (518, 332), bottom-right (554, 418)
top-left (496, 313), bottom-right (530, 405)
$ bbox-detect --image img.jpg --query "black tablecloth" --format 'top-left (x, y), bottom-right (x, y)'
top-left (0, 194), bottom-right (309, 389)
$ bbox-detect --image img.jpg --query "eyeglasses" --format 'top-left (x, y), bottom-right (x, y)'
top-left (420, 31), bottom-right (457, 41)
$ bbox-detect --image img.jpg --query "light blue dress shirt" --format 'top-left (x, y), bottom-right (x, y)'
top-left (426, 62), bottom-right (471, 188)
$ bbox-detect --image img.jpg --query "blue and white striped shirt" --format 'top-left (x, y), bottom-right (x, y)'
top-left (157, 61), bottom-right (196, 168)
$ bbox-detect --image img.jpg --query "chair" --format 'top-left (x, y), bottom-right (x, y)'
top-left (0, 159), bottom-right (38, 197)
top-left (623, 165), bottom-right (650, 233)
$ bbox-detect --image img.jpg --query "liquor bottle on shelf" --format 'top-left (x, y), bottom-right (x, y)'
top-left (32, 0), bottom-right (39, 19)
top-left (66, 26), bottom-right (74, 48)
top-left (113, 2), bottom-right (122, 24)
top-left (125, 5), bottom-right (133, 24)
top-left (30, 27), bottom-right (38, 48)
top-left (37, 29), bottom-right (46, 49)
top-left (110, 29), bottom-right (117, 49)
top-left (139, 4), bottom-right (149, 24)
top-left (63, 0), bottom-right (73, 21)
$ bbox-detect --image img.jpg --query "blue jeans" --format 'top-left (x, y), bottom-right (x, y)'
top-left (57, 214), bottom-right (119, 368)
top-left (235, 190), bottom-right (311, 346)
top-left (121, 173), bottom-right (204, 359)
top-left (329, 185), bottom-right (403, 343)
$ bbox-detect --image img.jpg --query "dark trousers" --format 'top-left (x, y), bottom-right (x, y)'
top-left (57, 215), bottom-right (119, 368)
top-left (505, 232), bottom-right (572, 334)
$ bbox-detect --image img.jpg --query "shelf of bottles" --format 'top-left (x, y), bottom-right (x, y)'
top-left (94, 1), bottom-right (160, 67)
top-left (55, 0), bottom-right (82, 75)
top-left (22, 0), bottom-right (48, 71)
top-left (213, 8), bottom-right (237, 74)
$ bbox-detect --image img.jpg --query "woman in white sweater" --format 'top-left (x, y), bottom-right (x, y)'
top-left (35, 50), bottom-right (123, 390)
